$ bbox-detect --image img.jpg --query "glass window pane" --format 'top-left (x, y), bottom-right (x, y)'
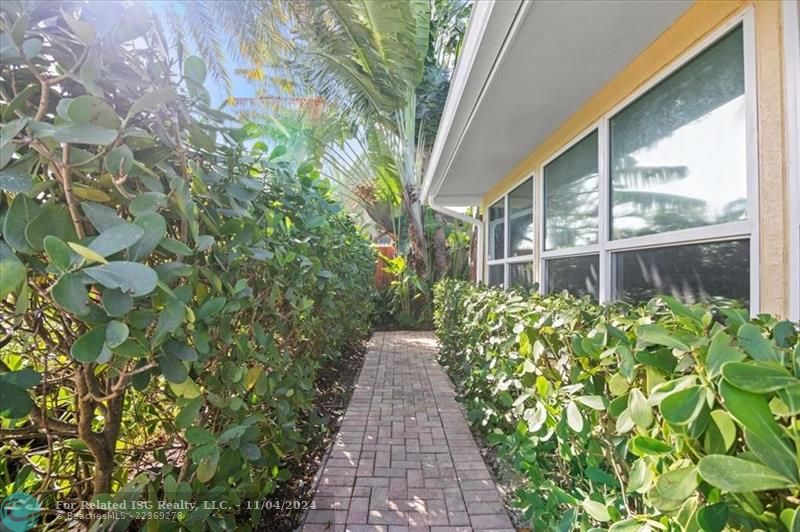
top-left (488, 264), bottom-right (504, 288)
top-left (610, 26), bottom-right (746, 240)
top-left (544, 131), bottom-right (599, 250)
top-left (488, 200), bottom-right (505, 260)
top-left (508, 262), bottom-right (534, 289)
top-left (613, 240), bottom-right (749, 305)
top-left (509, 178), bottom-right (534, 256)
top-left (546, 254), bottom-right (599, 298)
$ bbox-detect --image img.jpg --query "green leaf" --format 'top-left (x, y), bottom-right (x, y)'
top-left (129, 192), bottom-right (166, 216)
top-left (71, 325), bottom-right (110, 362)
top-left (721, 361), bottom-right (798, 393)
top-left (175, 397), bottom-right (203, 429)
top-left (43, 236), bottom-right (73, 272)
top-left (0, 168), bottom-right (33, 193)
top-left (158, 351), bottom-right (188, 383)
top-left (128, 213), bottom-right (166, 261)
top-left (25, 204), bottom-right (78, 251)
top-left (105, 320), bottom-right (129, 348)
top-left (163, 340), bottom-right (198, 361)
top-left (89, 223), bottom-right (144, 257)
top-left (102, 288), bottom-right (134, 317)
top-left (186, 427), bottom-right (214, 446)
top-left (50, 273), bottom-right (90, 315)
top-left (1, 118), bottom-right (30, 149)
top-left (581, 499), bottom-right (610, 522)
top-left (269, 145), bottom-right (287, 160)
top-left (660, 385), bottom-right (705, 426)
top-left (21, 38), bottom-right (42, 59)
top-left (61, 8), bottom-right (96, 44)
top-left (83, 261), bottom-right (158, 297)
top-left (737, 323), bottom-right (781, 363)
top-left (654, 466), bottom-right (698, 502)
top-left (566, 401), bottom-right (583, 432)
top-left (183, 56), bottom-right (207, 84)
top-left (630, 435), bottom-right (673, 456)
top-left (10, 14), bottom-right (29, 45)
top-left (627, 458), bottom-right (653, 493)
top-left (3, 194), bottom-right (41, 253)
top-left (53, 123), bottom-right (117, 145)
top-left (82, 202), bottom-right (125, 232)
top-left (104, 145), bottom-right (135, 175)
top-left (719, 380), bottom-right (786, 443)
top-left (628, 388), bottom-right (653, 429)
top-left (744, 428), bottom-right (799, 484)
top-left (196, 296), bottom-right (226, 321)
top-left (68, 242), bottom-right (107, 264)
top-left (706, 330), bottom-right (746, 378)
top-left (698, 455), bottom-right (795, 492)
top-left (703, 410), bottom-right (737, 454)
top-left (159, 238), bottom-right (193, 256)
top-left (188, 124), bottom-right (215, 152)
top-left (195, 446), bottom-right (219, 483)
top-left (2, 84), bottom-right (37, 121)
top-left (636, 324), bottom-right (690, 351)
top-left (574, 395), bottom-right (606, 410)
top-left (152, 297), bottom-right (184, 347)
top-left (696, 502), bottom-right (729, 532)
top-left (126, 87), bottom-right (177, 121)
top-left (0, 380), bottom-right (34, 418)
top-left (0, 243), bottom-right (26, 299)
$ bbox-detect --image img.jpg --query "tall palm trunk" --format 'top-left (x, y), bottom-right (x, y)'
top-left (433, 212), bottom-right (449, 279)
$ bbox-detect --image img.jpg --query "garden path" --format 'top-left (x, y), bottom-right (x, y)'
top-left (301, 331), bottom-right (515, 532)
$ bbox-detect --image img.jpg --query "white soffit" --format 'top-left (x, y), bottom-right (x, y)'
top-left (426, 0), bottom-right (693, 206)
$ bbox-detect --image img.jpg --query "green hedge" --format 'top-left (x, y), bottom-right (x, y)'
top-left (433, 279), bottom-right (799, 531)
top-left (1, 3), bottom-right (373, 529)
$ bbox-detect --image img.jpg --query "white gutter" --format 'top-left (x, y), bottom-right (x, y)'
top-left (428, 196), bottom-right (484, 282)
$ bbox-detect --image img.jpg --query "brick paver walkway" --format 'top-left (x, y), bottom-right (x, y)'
top-left (302, 331), bottom-right (515, 532)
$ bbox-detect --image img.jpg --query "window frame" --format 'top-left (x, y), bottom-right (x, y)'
top-left (486, 175), bottom-right (536, 288)
top-left (486, 9), bottom-right (759, 313)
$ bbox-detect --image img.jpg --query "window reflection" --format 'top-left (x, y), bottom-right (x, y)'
top-left (613, 240), bottom-right (749, 305)
top-left (488, 200), bottom-right (505, 260)
top-left (489, 264), bottom-right (504, 288)
top-left (544, 131), bottom-right (599, 250)
top-left (610, 26), bottom-right (747, 240)
top-left (508, 262), bottom-right (534, 289)
top-left (546, 254), bottom-right (599, 299)
top-left (509, 179), bottom-right (534, 256)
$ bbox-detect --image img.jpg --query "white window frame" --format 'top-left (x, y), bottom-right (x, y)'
top-left (785, 0), bottom-right (800, 320)
top-left (484, 9), bottom-right (759, 313)
top-left (539, 124), bottom-right (603, 297)
top-left (486, 175), bottom-right (536, 288)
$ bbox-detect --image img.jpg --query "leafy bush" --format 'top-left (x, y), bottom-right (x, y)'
top-left (434, 280), bottom-right (800, 531)
top-left (1, 2), bottom-right (373, 529)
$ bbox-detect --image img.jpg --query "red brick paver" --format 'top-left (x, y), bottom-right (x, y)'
top-left (302, 332), bottom-right (515, 532)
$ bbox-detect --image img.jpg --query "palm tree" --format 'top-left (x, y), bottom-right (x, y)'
top-left (172, 0), bottom-right (470, 278)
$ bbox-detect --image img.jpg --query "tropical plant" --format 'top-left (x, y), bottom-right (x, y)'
top-left (434, 279), bottom-right (800, 531)
top-left (1, 2), bottom-right (373, 529)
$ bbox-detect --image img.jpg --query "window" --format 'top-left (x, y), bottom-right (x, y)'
top-left (488, 200), bottom-right (504, 261)
top-left (544, 130), bottom-right (599, 250)
top-left (486, 177), bottom-right (535, 289)
top-left (546, 255), bottom-right (599, 298)
top-left (486, 17), bottom-right (756, 312)
top-left (613, 240), bottom-right (750, 306)
top-left (610, 26), bottom-right (746, 240)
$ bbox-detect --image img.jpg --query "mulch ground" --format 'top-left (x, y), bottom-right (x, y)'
top-left (257, 340), bottom-right (367, 532)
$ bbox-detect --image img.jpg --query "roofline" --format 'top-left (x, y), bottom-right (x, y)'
top-left (421, 0), bottom-right (527, 206)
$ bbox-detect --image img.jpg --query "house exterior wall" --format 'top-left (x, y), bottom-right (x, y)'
top-left (481, 0), bottom-right (796, 317)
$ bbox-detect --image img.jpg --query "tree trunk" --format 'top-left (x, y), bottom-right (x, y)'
top-left (432, 213), bottom-right (449, 280)
top-left (403, 185), bottom-right (428, 278)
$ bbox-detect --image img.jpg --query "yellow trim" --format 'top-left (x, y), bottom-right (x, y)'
top-left (480, 0), bottom-right (789, 316)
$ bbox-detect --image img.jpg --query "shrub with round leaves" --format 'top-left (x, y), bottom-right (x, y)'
top-left (1, 2), bottom-right (373, 529)
top-left (433, 279), bottom-right (799, 531)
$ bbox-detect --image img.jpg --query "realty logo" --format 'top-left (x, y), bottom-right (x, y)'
top-left (0, 493), bottom-right (40, 532)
